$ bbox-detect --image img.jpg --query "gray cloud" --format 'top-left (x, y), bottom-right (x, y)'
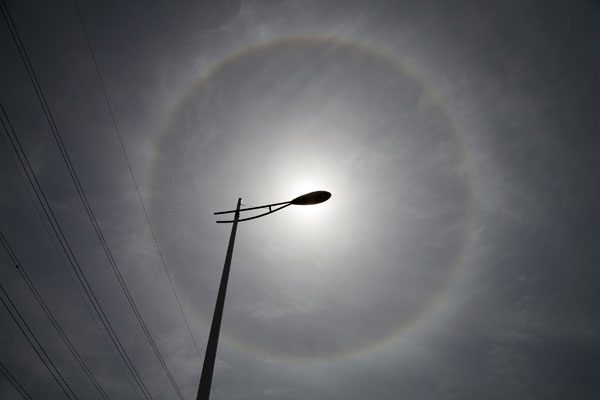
top-left (1, 1), bottom-right (598, 399)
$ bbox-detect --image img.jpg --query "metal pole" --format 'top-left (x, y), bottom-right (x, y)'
top-left (196, 198), bottom-right (242, 400)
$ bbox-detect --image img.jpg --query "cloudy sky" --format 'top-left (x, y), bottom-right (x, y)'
top-left (1, 0), bottom-right (598, 399)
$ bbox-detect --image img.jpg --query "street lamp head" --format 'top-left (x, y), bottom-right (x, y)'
top-left (215, 191), bottom-right (331, 223)
top-left (290, 190), bottom-right (331, 205)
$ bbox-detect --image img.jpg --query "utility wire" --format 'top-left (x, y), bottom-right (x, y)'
top-left (73, 3), bottom-right (224, 397)
top-left (0, 101), bottom-right (152, 400)
top-left (1, 3), bottom-right (183, 399)
top-left (0, 283), bottom-right (79, 400)
top-left (0, 361), bottom-right (34, 400)
top-left (0, 131), bottom-right (143, 400)
top-left (73, 0), bottom-right (203, 359)
top-left (0, 231), bottom-right (112, 400)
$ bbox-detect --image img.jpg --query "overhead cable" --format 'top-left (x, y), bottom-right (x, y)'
top-left (0, 100), bottom-right (152, 400)
top-left (0, 123), bottom-right (144, 400)
top-left (1, 3), bottom-right (183, 399)
top-left (73, 0), bottom-right (203, 359)
top-left (0, 231), bottom-right (112, 400)
top-left (0, 361), bottom-right (34, 400)
top-left (0, 283), bottom-right (79, 400)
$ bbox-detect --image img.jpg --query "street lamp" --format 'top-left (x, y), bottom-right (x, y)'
top-left (196, 191), bottom-right (331, 400)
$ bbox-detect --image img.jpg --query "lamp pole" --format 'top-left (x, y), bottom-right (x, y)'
top-left (196, 197), bottom-right (241, 400)
top-left (196, 191), bottom-right (331, 400)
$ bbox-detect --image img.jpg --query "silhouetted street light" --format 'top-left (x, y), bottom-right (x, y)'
top-left (196, 191), bottom-right (331, 400)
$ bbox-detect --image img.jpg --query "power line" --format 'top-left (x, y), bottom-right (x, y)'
top-left (0, 361), bottom-right (34, 400)
top-left (0, 283), bottom-right (79, 400)
top-left (0, 231), bottom-right (112, 400)
top-left (1, 3), bottom-right (183, 399)
top-left (72, 0), bottom-right (204, 359)
top-left (0, 128), bottom-right (144, 400)
top-left (0, 100), bottom-right (152, 400)
top-left (73, 3), bottom-right (224, 397)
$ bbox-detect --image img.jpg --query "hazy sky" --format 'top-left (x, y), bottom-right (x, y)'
top-left (1, 1), bottom-right (598, 399)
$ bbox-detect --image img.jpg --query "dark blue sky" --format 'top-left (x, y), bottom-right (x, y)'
top-left (1, 1), bottom-right (599, 399)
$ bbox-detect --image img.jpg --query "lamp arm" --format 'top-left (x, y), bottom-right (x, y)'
top-left (215, 203), bottom-right (291, 223)
top-left (214, 200), bottom-right (291, 215)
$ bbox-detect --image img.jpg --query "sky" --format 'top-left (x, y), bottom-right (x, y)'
top-left (0, 0), bottom-right (598, 399)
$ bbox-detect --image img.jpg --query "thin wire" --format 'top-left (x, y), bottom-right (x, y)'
top-left (1, 3), bottom-right (182, 399)
top-left (72, 2), bottom-right (233, 394)
top-left (0, 284), bottom-right (78, 400)
top-left (0, 361), bottom-right (34, 400)
top-left (73, 0), bottom-right (203, 359)
top-left (73, 3), bottom-right (224, 396)
top-left (0, 131), bottom-right (143, 400)
top-left (0, 231), bottom-right (112, 400)
top-left (0, 101), bottom-right (151, 400)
